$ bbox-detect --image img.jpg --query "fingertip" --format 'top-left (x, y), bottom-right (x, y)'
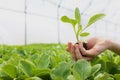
top-left (67, 42), bottom-right (70, 45)
top-left (66, 48), bottom-right (69, 52)
top-left (68, 42), bottom-right (72, 45)
top-left (74, 44), bottom-right (77, 48)
top-left (77, 42), bottom-right (82, 50)
top-left (68, 42), bottom-right (73, 47)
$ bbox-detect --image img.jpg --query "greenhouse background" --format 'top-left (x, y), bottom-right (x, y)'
top-left (1, 0), bottom-right (120, 80)
top-left (0, 0), bottom-right (120, 45)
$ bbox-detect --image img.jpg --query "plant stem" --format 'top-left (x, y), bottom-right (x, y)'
top-left (80, 25), bottom-right (89, 33)
top-left (76, 24), bottom-right (81, 41)
top-left (73, 26), bottom-right (78, 42)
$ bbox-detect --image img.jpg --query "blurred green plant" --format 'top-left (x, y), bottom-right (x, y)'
top-left (0, 44), bottom-right (120, 80)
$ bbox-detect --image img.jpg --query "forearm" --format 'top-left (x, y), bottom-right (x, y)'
top-left (108, 39), bottom-right (120, 55)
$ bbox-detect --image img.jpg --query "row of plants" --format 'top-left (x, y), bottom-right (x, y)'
top-left (0, 44), bottom-right (120, 80)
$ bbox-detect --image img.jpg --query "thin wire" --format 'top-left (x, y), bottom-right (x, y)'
top-left (101, 0), bottom-right (112, 12)
top-left (45, 0), bottom-right (73, 12)
top-left (0, 7), bottom-right (23, 13)
top-left (24, 0), bottom-right (27, 45)
top-left (81, 0), bottom-right (92, 15)
top-left (28, 12), bottom-right (56, 20)
top-left (45, 0), bottom-right (57, 5)
top-left (0, 6), bottom-right (56, 20)
top-left (57, 0), bottom-right (63, 44)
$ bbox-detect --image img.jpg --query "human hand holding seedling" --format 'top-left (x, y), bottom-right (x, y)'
top-left (61, 7), bottom-right (105, 60)
top-left (66, 37), bottom-right (111, 61)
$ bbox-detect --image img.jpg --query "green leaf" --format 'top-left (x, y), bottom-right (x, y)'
top-left (0, 58), bottom-right (3, 64)
top-left (73, 60), bottom-right (92, 80)
top-left (51, 62), bottom-right (71, 80)
top-left (114, 56), bottom-right (120, 64)
top-left (25, 77), bottom-right (42, 80)
top-left (67, 75), bottom-right (75, 80)
top-left (71, 19), bottom-right (77, 27)
top-left (91, 64), bottom-right (101, 76)
top-left (114, 74), bottom-right (120, 80)
top-left (20, 60), bottom-right (35, 77)
top-left (34, 68), bottom-right (50, 77)
top-left (17, 75), bottom-right (29, 80)
top-left (37, 54), bottom-right (50, 69)
top-left (61, 16), bottom-right (77, 27)
top-left (2, 64), bottom-right (17, 78)
top-left (61, 16), bottom-right (71, 23)
top-left (75, 7), bottom-right (80, 24)
top-left (71, 69), bottom-right (82, 80)
top-left (76, 24), bottom-right (82, 37)
top-left (75, 7), bottom-right (82, 40)
top-left (0, 70), bottom-right (7, 78)
top-left (86, 13), bottom-right (105, 27)
top-left (94, 73), bottom-right (114, 80)
top-left (78, 24), bottom-right (82, 31)
top-left (0, 77), bottom-right (12, 80)
top-left (80, 32), bottom-right (90, 37)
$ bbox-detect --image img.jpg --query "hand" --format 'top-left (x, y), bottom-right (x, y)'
top-left (66, 37), bottom-right (110, 61)
top-left (66, 42), bottom-right (93, 61)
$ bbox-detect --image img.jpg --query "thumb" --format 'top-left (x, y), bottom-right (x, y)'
top-left (78, 42), bottom-right (87, 55)
top-left (79, 42), bottom-right (95, 57)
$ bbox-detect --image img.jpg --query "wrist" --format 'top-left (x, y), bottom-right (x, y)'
top-left (105, 39), bottom-right (113, 50)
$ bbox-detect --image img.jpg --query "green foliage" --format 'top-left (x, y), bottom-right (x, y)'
top-left (36, 53), bottom-right (50, 69)
top-left (0, 44), bottom-right (120, 80)
top-left (114, 74), bottom-right (120, 80)
top-left (91, 64), bottom-right (101, 76)
top-left (20, 60), bottom-right (36, 77)
top-left (51, 62), bottom-right (71, 80)
top-left (61, 7), bottom-right (105, 41)
top-left (61, 16), bottom-right (77, 27)
top-left (2, 64), bottom-right (17, 78)
top-left (34, 68), bottom-right (50, 78)
top-left (25, 77), bottom-right (42, 80)
top-left (75, 7), bottom-right (81, 25)
top-left (94, 73), bottom-right (114, 80)
top-left (73, 60), bottom-right (91, 80)
top-left (80, 32), bottom-right (90, 37)
top-left (86, 14), bottom-right (105, 28)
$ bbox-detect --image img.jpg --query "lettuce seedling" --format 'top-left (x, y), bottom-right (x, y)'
top-left (61, 7), bottom-right (105, 42)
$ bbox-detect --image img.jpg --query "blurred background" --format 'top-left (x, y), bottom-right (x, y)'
top-left (0, 0), bottom-right (120, 45)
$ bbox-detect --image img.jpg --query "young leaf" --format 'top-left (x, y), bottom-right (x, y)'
top-left (25, 77), bottom-right (42, 80)
top-left (94, 73), bottom-right (114, 80)
top-left (80, 32), bottom-right (90, 37)
top-left (2, 64), bottom-right (17, 78)
top-left (20, 60), bottom-right (35, 77)
top-left (61, 16), bottom-right (71, 23)
top-left (86, 13), bottom-right (105, 27)
top-left (37, 54), bottom-right (50, 69)
top-left (73, 60), bottom-right (92, 80)
top-left (71, 69), bottom-right (82, 80)
top-left (91, 64), bottom-right (101, 76)
top-left (34, 68), bottom-right (50, 77)
top-left (71, 19), bottom-right (77, 27)
top-left (61, 16), bottom-right (77, 27)
top-left (114, 74), bottom-right (120, 80)
top-left (67, 75), bottom-right (76, 80)
top-left (75, 7), bottom-right (80, 24)
top-left (76, 24), bottom-right (82, 38)
top-left (51, 62), bottom-right (71, 80)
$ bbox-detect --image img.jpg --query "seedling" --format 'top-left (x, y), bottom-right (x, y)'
top-left (61, 7), bottom-right (105, 42)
